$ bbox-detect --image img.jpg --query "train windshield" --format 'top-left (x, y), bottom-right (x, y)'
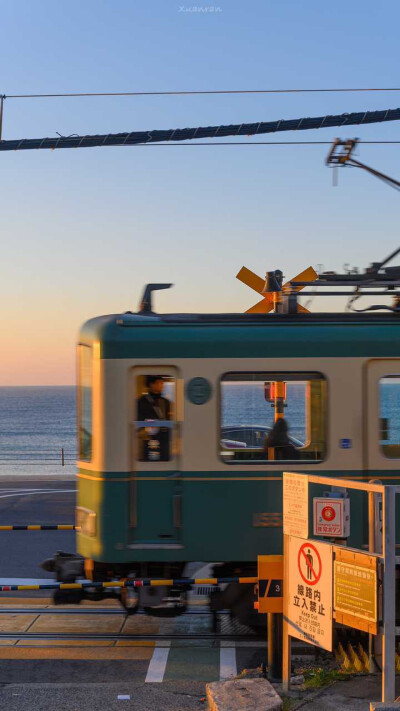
top-left (380, 375), bottom-right (400, 458)
top-left (220, 372), bottom-right (326, 464)
top-left (77, 345), bottom-right (93, 461)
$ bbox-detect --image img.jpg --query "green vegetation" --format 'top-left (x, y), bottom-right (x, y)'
top-left (301, 666), bottom-right (351, 689)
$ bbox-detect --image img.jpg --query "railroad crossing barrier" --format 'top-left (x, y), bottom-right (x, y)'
top-left (0, 576), bottom-right (258, 592)
top-left (0, 525), bottom-right (78, 531)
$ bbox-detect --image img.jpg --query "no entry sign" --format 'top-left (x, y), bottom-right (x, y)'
top-left (298, 542), bottom-right (322, 585)
top-left (287, 535), bottom-right (333, 651)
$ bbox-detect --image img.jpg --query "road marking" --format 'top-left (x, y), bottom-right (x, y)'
top-left (145, 642), bottom-right (171, 683)
top-left (0, 488), bottom-right (75, 492)
top-left (220, 641), bottom-right (237, 680)
top-left (0, 489), bottom-right (75, 500)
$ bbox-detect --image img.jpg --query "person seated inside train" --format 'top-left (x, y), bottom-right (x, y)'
top-left (137, 375), bottom-right (172, 461)
top-left (263, 418), bottom-right (299, 460)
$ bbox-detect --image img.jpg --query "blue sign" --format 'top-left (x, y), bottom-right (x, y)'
top-left (339, 438), bottom-right (352, 449)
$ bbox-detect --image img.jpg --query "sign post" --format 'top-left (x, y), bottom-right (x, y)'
top-left (281, 472), bottom-right (397, 703)
top-left (282, 472), bottom-right (309, 691)
top-left (256, 555), bottom-right (283, 680)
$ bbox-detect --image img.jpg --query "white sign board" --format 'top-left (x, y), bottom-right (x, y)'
top-left (283, 472), bottom-right (309, 539)
top-left (313, 497), bottom-right (350, 537)
top-left (287, 535), bottom-right (333, 651)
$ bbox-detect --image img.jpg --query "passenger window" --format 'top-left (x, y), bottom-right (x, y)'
top-left (220, 372), bottom-right (326, 464)
top-left (135, 374), bottom-right (175, 462)
top-left (379, 376), bottom-right (400, 458)
top-left (77, 345), bottom-right (93, 462)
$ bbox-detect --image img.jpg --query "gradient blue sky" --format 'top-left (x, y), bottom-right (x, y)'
top-left (1, 0), bottom-right (399, 385)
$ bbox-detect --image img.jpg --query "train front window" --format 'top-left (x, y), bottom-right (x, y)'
top-left (379, 376), bottom-right (400, 458)
top-left (220, 372), bottom-right (327, 464)
top-left (78, 345), bottom-right (93, 462)
top-left (135, 374), bottom-right (176, 462)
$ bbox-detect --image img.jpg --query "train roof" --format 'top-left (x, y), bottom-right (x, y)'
top-left (79, 311), bottom-right (400, 360)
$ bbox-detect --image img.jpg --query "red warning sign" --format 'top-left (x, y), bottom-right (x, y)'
top-left (313, 497), bottom-right (350, 537)
top-left (321, 505), bottom-right (335, 522)
top-left (298, 542), bottom-right (322, 586)
top-left (288, 536), bottom-right (333, 651)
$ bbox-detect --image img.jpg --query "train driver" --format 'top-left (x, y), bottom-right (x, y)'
top-left (137, 375), bottom-right (172, 461)
top-left (263, 418), bottom-right (298, 461)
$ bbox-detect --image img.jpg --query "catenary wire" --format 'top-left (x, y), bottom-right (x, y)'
top-left (0, 107), bottom-right (399, 152)
top-left (4, 88), bottom-right (400, 99)
top-left (104, 140), bottom-right (400, 146)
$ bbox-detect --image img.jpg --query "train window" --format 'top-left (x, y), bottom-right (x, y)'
top-left (78, 345), bottom-right (93, 461)
top-left (220, 372), bottom-right (326, 464)
top-left (379, 376), bottom-right (400, 458)
top-left (135, 375), bottom-right (176, 462)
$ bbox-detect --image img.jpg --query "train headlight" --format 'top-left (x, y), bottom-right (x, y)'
top-left (76, 507), bottom-right (97, 537)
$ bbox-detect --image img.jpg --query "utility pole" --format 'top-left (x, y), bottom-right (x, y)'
top-left (0, 95), bottom-right (5, 141)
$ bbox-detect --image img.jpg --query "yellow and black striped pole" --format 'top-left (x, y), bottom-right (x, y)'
top-left (0, 576), bottom-right (257, 592)
top-left (0, 525), bottom-right (78, 531)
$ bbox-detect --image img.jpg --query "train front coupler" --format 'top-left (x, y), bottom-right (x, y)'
top-left (40, 550), bottom-right (115, 605)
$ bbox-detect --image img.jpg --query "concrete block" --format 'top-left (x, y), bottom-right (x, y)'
top-left (207, 678), bottom-right (283, 711)
top-left (370, 703), bottom-right (400, 710)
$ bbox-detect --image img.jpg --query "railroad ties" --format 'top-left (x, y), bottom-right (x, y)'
top-left (0, 594), bottom-right (263, 683)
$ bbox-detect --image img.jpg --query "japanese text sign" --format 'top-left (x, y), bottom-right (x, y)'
top-left (287, 536), bottom-right (333, 651)
top-left (283, 472), bottom-right (309, 539)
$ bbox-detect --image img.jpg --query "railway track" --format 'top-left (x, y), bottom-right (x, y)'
top-left (0, 632), bottom-right (265, 642)
top-left (0, 603), bottom-right (268, 646)
top-left (0, 606), bottom-right (231, 615)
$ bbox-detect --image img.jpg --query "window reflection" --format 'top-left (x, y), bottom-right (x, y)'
top-left (78, 345), bottom-right (93, 461)
top-left (379, 376), bottom-right (400, 458)
top-left (220, 373), bottom-right (326, 463)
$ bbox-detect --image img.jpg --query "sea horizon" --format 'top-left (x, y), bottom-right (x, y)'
top-left (0, 382), bottom-right (398, 476)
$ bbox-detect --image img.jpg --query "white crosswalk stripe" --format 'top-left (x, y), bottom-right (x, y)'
top-left (145, 642), bottom-right (171, 683)
top-left (219, 642), bottom-right (237, 680)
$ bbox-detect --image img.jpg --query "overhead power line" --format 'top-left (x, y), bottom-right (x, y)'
top-left (3, 88), bottom-right (400, 99)
top-left (0, 107), bottom-right (399, 153)
top-left (114, 140), bottom-right (400, 146)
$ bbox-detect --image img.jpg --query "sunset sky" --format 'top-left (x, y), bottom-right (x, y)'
top-left (1, 0), bottom-right (399, 385)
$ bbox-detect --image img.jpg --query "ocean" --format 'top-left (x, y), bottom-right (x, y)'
top-left (0, 381), bottom-right (399, 475)
top-left (0, 387), bottom-right (76, 476)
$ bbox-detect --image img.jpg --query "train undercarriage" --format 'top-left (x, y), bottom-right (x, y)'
top-left (41, 552), bottom-right (260, 627)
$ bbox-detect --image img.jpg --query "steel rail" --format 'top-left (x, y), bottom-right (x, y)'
top-left (0, 631), bottom-right (265, 642)
top-left (0, 607), bottom-right (227, 616)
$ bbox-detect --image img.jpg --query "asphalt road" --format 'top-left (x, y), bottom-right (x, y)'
top-left (0, 679), bottom-right (208, 710)
top-left (0, 476), bottom-right (269, 710)
top-left (0, 477), bottom-right (76, 579)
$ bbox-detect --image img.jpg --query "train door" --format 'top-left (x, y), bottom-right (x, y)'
top-left (365, 359), bottom-right (400, 473)
top-left (130, 366), bottom-right (183, 545)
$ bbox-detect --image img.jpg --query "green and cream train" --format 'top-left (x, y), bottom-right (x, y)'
top-left (45, 277), bottom-right (400, 615)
